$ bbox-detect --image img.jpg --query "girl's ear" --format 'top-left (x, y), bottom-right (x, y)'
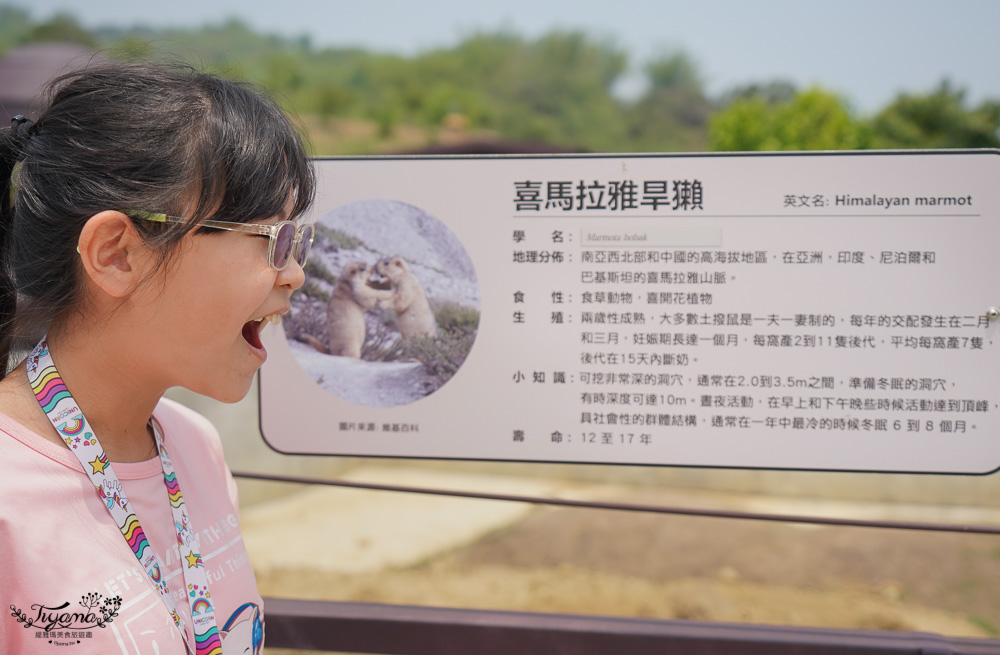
top-left (77, 211), bottom-right (153, 298)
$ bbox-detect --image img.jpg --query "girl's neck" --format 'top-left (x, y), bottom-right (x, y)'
top-left (37, 325), bottom-right (164, 463)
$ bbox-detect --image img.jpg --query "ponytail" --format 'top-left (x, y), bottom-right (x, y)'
top-left (0, 116), bottom-right (33, 378)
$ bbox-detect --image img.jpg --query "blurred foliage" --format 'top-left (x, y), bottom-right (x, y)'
top-left (360, 312), bottom-right (407, 362)
top-left (303, 259), bottom-right (337, 286)
top-left (1, 4), bottom-right (997, 154)
top-left (0, 6), bottom-right (97, 53)
top-left (434, 302), bottom-right (481, 333)
top-left (628, 52), bottom-right (711, 151)
top-left (871, 81), bottom-right (1000, 149)
top-left (315, 224), bottom-right (362, 250)
top-left (28, 12), bottom-right (98, 47)
top-left (716, 80), bottom-right (797, 107)
top-left (711, 80), bottom-right (999, 152)
top-left (299, 279), bottom-right (331, 304)
top-left (0, 5), bottom-right (32, 53)
top-left (710, 88), bottom-right (873, 151)
top-left (402, 327), bottom-right (477, 395)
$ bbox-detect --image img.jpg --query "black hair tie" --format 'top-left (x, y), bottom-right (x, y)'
top-left (9, 115), bottom-right (36, 160)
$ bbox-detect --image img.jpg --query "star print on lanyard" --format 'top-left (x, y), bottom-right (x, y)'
top-left (27, 338), bottom-right (223, 655)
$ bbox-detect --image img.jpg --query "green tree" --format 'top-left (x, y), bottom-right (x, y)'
top-left (261, 51), bottom-right (306, 95)
top-left (538, 31), bottom-right (629, 149)
top-left (109, 37), bottom-right (154, 62)
top-left (710, 88), bottom-right (871, 151)
top-left (706, 97), bottom-right (773, 151)
top-left (0, 5), bottom-right (33, 53)
top-left (26, 12), bottom-right (97, 47)
top-left (628, 51), bottom-right (711, 151)
top-left (435, 30), bottom-right (630, 150)
top-left (313, 83), bottom-right (354, 121)
top-left (871, 80), bottom-right (1000, 149)
top-left (717, 80), bottom-right (796, 107)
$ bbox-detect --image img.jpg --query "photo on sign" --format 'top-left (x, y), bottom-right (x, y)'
top-left (282, 199), bottom-right (480, 407)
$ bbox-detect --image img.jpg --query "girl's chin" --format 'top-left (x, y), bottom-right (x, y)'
top-left (203, 381), bottom-right (255, 405)
top-left (181, 366), bottom-right (259, 405)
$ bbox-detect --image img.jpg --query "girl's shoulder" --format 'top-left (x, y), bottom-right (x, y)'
top-left (0, 400), bottom-right (90, 473)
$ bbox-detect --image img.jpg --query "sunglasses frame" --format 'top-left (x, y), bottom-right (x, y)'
top-left (122, 210), bottom-right (314, 271)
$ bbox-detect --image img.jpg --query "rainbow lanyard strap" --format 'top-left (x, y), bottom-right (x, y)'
top-left (27, 338), bottom-right (222, 655)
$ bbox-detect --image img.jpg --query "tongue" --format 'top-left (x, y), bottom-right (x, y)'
top-left (242, 321), bottom-right (263, 350)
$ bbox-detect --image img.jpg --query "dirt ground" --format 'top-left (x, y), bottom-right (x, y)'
top-left (257, 487), bottom-right (1000, 654)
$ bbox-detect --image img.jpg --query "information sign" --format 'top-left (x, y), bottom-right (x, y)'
top-left (259, 151), bottom-right (1000, 473)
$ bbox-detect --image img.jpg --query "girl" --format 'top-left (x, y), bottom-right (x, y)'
top-left (0, 62), bottom-right (315, 654)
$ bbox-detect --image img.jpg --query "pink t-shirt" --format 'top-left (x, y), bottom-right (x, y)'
top-left (0, 398), bottom-right (263, 655)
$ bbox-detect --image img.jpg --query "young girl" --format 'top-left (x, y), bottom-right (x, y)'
top-left (0, 62), bottom-right (315, 654)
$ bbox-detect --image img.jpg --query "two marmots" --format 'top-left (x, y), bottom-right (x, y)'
top-left (326, 257), bottom-right (437, 359)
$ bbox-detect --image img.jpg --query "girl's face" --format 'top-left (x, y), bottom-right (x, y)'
top-left (130, 208), bottom-right (305, 403)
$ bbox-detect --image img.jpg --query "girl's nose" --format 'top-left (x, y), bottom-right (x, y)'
top-left (278, 256), bottom-right (306, 291)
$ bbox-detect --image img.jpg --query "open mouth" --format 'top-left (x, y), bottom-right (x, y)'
top-left (366, 271), bottom-right (392, 291)
top-left (242, 314), bottom-right (281, 354)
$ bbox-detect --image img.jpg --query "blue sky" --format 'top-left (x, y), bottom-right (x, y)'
top-left (14, 0), bottom-right (1000, 114)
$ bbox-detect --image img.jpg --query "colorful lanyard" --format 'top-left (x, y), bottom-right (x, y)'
top-left (27, 338), bottom-right (222, 655)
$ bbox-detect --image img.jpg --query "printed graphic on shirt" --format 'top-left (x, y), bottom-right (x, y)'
top-left (105, 515), bottom-right (257, 654)
top-left (107, 592), bottom-right (185, 655)
top-left (221, 603), bottom-right (264, 655)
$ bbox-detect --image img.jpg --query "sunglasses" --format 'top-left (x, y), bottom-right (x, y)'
top-left (124, 210), bottom-right (314, 271)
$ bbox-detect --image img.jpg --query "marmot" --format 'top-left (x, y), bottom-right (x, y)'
top-left (375, 257), bottom-right (437, 340)
top-left (326, 261), bottom-right (392, 358)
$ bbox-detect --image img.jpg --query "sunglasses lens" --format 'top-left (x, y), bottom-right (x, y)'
top-left (296, 225), bottom-right (314, 266)
top-left (273, 222), bottom-right (294, 269)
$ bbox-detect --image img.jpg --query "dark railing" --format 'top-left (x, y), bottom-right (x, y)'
top-left (263, 597), bottom-right (1000, 654)
top-left (233, 471), bottom-right (1000, 535)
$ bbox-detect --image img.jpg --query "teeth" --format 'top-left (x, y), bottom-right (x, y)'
top-left (253, 313), bottom-right (282, 326)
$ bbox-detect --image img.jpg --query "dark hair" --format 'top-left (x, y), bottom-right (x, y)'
top-left (0, 61), bottom-right (315, 376)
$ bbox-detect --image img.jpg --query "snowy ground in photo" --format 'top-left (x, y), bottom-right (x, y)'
top-left (288, 339), bottom-right (431, 407)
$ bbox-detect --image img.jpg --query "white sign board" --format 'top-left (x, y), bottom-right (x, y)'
top-left (260, 151), bottom-right (1000, 474)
